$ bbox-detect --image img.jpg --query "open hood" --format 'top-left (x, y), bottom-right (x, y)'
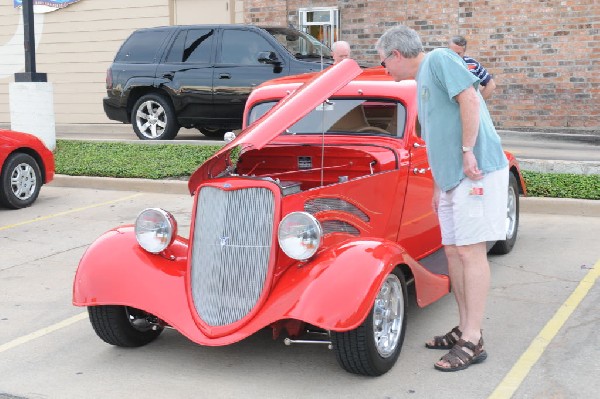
top-left (188, 59), bottom-right (363, 194)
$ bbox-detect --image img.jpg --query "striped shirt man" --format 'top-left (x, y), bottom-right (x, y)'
top-left (448, 35), bottom-right (497, 100)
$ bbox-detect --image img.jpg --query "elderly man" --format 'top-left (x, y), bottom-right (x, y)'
top-left (449, 35), bottom-right (497, 100)
top-left (332, 41), bottom-right (351, 64)
top-left (376, 25), bottom-right (508, 372)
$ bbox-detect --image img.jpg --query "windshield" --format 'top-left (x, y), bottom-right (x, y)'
top-left (265, 27), bottom-right (332, 59)
top-left (248, 99), bottom-right (405, 137)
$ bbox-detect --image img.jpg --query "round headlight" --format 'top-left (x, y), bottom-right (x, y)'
top-left (135, 208), bottom-right (177, 254)
top-left (278, 212), bottom-right (322, 260)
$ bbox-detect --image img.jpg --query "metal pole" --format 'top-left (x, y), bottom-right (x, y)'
top-left (23, 0), bottom-right (36, 74)
top-left (15, 0), bottom-right (47, 82)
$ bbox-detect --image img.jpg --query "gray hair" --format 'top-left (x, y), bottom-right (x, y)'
top-left (450, 35), bottom-right (467, 48)
top-left (376, 25), bottom-right (423, 58)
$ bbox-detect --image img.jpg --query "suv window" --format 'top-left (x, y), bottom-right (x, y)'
top-left (219, 30), bottom-right (277, 65)
top-left (166, 29), bottom-right (215, 63)
top-left (115, 29), bottom-right (170, 63)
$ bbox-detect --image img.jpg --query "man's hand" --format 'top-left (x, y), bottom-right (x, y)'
top-left (463, 151), bottom-right (483, 180)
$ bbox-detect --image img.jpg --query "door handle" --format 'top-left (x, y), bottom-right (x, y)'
top-left (412, 167), bottom-right (430, 174)
top-left (219, 73), bottom-right (231, 79)
top-left (413, 142), bottom-right (426, 148)
top-left (162, 72), bottom-right (174, 80)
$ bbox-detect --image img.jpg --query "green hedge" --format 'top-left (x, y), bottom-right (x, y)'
top-left (522, 171), bottom-right (599, 200)
top-left (54, 140), bottom-right (600, 199)
top-left (54, 140), bottom-right (221, 179)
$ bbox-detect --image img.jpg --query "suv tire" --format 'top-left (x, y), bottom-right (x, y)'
top-left (132, 93), bottom-right (180, 140)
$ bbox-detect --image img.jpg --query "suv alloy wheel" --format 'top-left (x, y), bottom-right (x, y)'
top-left (132, 93), bottom-right (180, 140)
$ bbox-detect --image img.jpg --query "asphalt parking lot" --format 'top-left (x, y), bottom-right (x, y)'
top-left (0, 184), bottom-right (599, 399)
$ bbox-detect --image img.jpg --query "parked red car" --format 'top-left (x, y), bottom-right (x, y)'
top-left (0, 130), bottom-right (55, 209)
top-left (73, 60), bottom-right (526, 376)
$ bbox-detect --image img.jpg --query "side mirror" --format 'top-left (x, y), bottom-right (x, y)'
top-left (258, 51), bottom-right (281, 65)
top-left (223, 131), bottom-right (236, 143)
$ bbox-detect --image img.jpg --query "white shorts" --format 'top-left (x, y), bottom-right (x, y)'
top-left (438, 166), bottom-right (509, 246)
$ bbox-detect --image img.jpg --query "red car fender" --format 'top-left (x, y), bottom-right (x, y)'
top-left (73, 229), bottom-right (448, 345)
top-left (72, 226), bottom-right (191, 317)
top-left (252, 239), bottom-right (449, 332)
top-left (256, 239), bottom-right (406, 332)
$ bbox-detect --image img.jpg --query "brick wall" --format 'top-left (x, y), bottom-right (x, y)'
top-left (245, 0), bottom-right (600, 130)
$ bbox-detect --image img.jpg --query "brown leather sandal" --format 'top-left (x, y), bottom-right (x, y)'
top-left (425, 326), bottom-right (462, 350)
top-left (434, 337), bottom-right (488, 372)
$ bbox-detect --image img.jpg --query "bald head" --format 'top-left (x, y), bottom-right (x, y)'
top-left (332, 41), bottom-right (351, 63)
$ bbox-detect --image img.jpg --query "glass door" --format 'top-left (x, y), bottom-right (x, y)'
top-left (298, 7), bottom-right (339, 49)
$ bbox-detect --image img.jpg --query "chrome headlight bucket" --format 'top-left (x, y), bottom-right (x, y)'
top-left (135, 208), bottom-right (177, 254)
top-left (278, 212), bottom-right (322, 261)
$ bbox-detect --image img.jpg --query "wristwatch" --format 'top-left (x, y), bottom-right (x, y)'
top-left (462, 146), bottom-right (474, 153)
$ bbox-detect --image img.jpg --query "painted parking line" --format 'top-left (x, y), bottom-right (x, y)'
top-left (0, 193), bottom-right (142, 231)
top-left (489, 259), bottom-right (600, 399)
top-left (0, 312), bottom-right (87, 355)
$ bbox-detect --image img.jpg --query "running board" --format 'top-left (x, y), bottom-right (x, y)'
top-left (418, 247), bottom-right (449, 276)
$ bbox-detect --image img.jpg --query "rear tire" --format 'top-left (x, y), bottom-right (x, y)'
top-left (331, 269), bottom-right (407, 376)
top-left (0, 153), bottom-right (42, 209)
top-left (88, 305), bottom-right (163, 347)
top-left (490, 173), bottom-right (520, 255)
top-left (132, 93), bottom-right (179, 140)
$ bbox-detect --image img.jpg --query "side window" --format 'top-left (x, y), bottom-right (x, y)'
top-left (115, 29), bottom-right (170, 63)
top-left (220, 30), bottom-right (276, 65)
top-left (167, 29), bottom-right (215, 63)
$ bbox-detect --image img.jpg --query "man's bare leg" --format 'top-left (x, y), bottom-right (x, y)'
top-left (436, 242), bottom-right (489, 368)
top-left (425, 244), bottom-right (466, 347)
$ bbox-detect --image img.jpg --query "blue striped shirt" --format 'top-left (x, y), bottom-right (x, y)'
top-left (463, 56), bottom-right (492, 86)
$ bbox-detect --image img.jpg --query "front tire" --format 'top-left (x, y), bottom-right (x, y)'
top-left (331, 269), bottom-right (407, 376)
top-left (88, 305), bottom-right (163, 347)
top-left (0, 152), bottom-right (42, 209)
top-left (490, 173), bottom-right (520, 255)
top-left (132, 93), bottom-right (179, 140)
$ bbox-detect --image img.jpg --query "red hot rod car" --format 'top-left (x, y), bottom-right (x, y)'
top-left (73, 60), bottom-right (526, 376)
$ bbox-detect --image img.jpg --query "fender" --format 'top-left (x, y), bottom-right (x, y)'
top-left (254, 238), bottom-right (449, 332)
top-left (505, 151), bottom-right (527, 196)
top-left (73, 230), bottom-right (448, 345)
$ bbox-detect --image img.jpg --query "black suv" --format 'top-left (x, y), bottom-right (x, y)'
top-left (103, 25), bottom-right (333, 140)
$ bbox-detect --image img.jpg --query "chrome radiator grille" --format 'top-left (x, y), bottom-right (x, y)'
top-left (191, 186), bottom-right (275, 327)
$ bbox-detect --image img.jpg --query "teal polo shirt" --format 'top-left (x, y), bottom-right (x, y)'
top-left (416, 48), bottom-right (507, 192)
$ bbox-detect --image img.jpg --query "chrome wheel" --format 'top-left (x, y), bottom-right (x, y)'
top-left (373, 273), bottom-right (405, 357)
top-left (135, 100), bottom-right (167, 139)
top-left (10, 162), bottom-right (37, 201)
top-left (0, 153), bottom-right (42, 209)
top-left (490, 173), bottom-right (520, 255)
top-left (505, 182), bottom-right (517, 239)
top-left (132, 94), bottom-right (179, 140)
top-left (330, 269), bottom-right (407, 376)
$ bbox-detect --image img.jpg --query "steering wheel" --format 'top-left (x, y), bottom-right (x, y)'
top-left (355, 126), bottom-right (390, 134)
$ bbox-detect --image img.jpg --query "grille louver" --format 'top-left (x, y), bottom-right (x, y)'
top-left (190, 186), bottom-right (275, 327)
top-left (304, 198), bottom-right (369, 222)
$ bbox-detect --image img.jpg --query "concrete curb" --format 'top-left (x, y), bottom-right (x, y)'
top-left (50, 175), bottom-right (190, 195)
top-left (517, 159), bottom-right (600, 175)
top-left (50, 174), bottom-right (599, 217)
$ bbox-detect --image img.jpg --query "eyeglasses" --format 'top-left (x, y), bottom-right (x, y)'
top-left (380, 52), bottom-right (394, 68)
